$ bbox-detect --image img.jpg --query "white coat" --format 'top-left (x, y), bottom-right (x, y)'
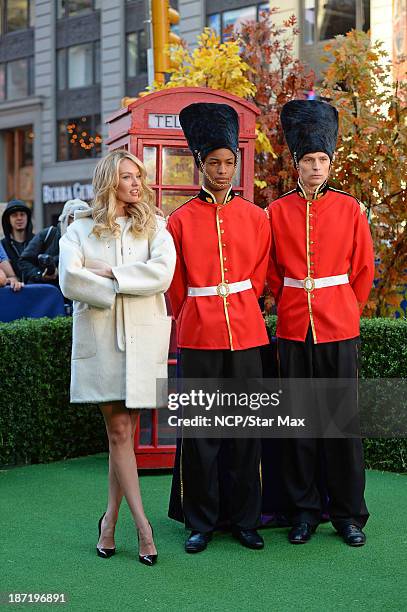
top-left (59, 209), bottom-right (176, 408)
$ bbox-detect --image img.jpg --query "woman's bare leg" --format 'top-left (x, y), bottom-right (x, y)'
top-left (98, 407), bottom-right (137, 549)
top-left (98, 403), bottom-right (156, 556)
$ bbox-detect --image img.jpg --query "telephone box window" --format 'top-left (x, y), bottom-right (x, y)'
top-left (162, 147), bottom-right (196, 186)
top-left (139, 411), bottom-right (153, 446)
top-left (143, 146), bottom-right (157, 184)
top-left (158, 409), bottom-right (176, 445)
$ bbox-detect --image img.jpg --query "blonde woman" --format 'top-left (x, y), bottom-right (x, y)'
top-left (59, 150), bottom-right (176, 566)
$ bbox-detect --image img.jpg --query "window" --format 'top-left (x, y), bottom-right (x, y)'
top-left (223, 6), bottom-right (256, 38)
top-left (207, 3), bottom-right (270, 41)
top-left (126, 31), bottom-right (148, 78)
top-left (0, 64), bottom-right (5, 101)
top-left (21, 126), bottom-right (34, 165)
top-left (0, 0), bottom-right (33, 33)
top-left (7, 58), bottom-right (29, 98)
top-left (318, 0), bottom-right (356, 41)
top-left (57, 49), bottom-right (66, 91)
top-left (68, 43), bottom-right (93, 88)
top-left (57, 0), bottom-right (100, 19)
top-left (0, 57), bottom-right (32, 100)
top-left (304, 0), bottom-right (315, 45)
top-left (94, 40), bottom-right (100, 83)
top-left (302, 0), bottom-right (370, 46)
top-left (57, 115), bottom-right (102, 161)
top-left (57, 42), bottom-right (100, 90)
top-left (207, 13), bottom-right (221, 37)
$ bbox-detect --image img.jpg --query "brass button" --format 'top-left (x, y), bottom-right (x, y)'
top-left (206, 197), bottom-right (212, 202)
top-left (222, 243), bottom-right (226, 247)
top-left (224, 257), bottom-right (227, 261)
top-left (221, 229), bottom-right (224, 234)
top-left (309, 251), bottom-right (314, 255)
top-left (310, 240), bottom-right (314, 244)
top-left (219, 219), bottom-right (223, 223)
top-left (225, 280), bottom-right (229, 283)
top-left (224, 268), bottom-right (228, 272)
top-left (312, 294), bottom-right (315, 298)
top-left (309, 213), bottom-right (313, 217)
top-left (226, 301), bottom-right (230, 306)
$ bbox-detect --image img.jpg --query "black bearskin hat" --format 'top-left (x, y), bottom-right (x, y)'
top-left (281, 100), bottom-right (338, 162)
top-left (179, 103), bottom-right (239, 167)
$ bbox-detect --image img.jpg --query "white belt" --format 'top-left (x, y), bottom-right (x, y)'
top-left (284, 274), bottom-right (349, 293)
top-left (188, 279), bottom-right (252, 298)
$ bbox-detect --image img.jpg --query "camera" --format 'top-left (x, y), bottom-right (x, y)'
top-left (38, 254), bottom-right (56, 276)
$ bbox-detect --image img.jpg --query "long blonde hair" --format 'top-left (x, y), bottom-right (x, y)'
top-left (91, 149), bottom-right (162, 239)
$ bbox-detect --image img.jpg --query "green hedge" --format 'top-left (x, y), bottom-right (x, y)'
top-left (0, 317), bottom-right (106, 467)
top-left (0, 316), bottom-right (406, 471)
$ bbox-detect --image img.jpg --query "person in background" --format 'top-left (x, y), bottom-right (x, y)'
top-left (19, 199), bottom-right (90, 286)
top-left (1, 199), bottom-right (34, 281)
top-left (0, 242), bottom-right (23, 291)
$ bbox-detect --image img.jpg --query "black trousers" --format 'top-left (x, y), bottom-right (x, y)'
top-left (178, 347), bottom-right (263, 533)
top-left (277, 328), bottom-right (369, 530)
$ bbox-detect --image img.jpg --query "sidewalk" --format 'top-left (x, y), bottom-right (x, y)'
top-left (1, 454), bottom-right (406, 611)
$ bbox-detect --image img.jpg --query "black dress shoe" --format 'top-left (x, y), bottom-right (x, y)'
top-left (232, 528), bottom-right (264, 550)
top-left (96, 513), bottom-right (116, 558)
top-left (138, 522), bottom-right (158, 566)
top-left (339, 524), bottom-right (366, 547)
top-left (288, 522), bottom-right (316, 544)
top-left (185, 531), bottom-right (212, 554)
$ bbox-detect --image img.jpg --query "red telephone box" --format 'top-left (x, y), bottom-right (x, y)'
top-left (105, 87), bottom-right (259, 468)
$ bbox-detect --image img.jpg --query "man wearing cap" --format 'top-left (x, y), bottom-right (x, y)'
top-left (267, 100), bottom-right (375, 546)
top-left (167, 102), bottom-right (270, 553)
top-left (1, 199), bottom-right (34, 281)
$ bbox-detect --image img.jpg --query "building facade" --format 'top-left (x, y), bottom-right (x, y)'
top-left (0, 0), bottom-right (156, 231)
top-left (0, 0), bottom-right (399, 231)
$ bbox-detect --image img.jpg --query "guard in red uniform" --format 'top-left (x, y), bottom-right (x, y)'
top-left (167, 102), bottom-right (271, 553)
top-left (267, 100), bottom-right (375, 546)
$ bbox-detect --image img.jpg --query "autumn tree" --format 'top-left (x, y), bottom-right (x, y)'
top-left (144, 28), bottom-right (256, 98)
top-left (144, 12), bottom-right (314, 206)
top-left (319, 30), bottom-right (407, 316)
top-left (237, 9), bottom-right (314, 207)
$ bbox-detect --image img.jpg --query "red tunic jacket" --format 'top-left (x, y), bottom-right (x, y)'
top-left (167, 187), bottom-right (270, 350)
top-left (267, 185), bottom-right (375, 344)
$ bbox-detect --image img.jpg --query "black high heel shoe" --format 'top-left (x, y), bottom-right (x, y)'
top-left (96, 513), bottom-right (116, 558)
top-left (138, 522), bottom-right (158, 566)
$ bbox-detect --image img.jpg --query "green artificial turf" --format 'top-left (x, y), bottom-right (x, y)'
top-left (1, 455), bottom-right (406, 612)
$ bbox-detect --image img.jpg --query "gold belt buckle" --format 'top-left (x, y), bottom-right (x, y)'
top-left (303, 276), bottom-right (315, 292)
top-left (216, 282), bottom-right (230, 298)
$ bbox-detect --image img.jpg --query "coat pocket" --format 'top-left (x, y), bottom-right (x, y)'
top-left (155, 316), bottom-right (172, 364)
top-left (72, 310), bottom-right (97, 359)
